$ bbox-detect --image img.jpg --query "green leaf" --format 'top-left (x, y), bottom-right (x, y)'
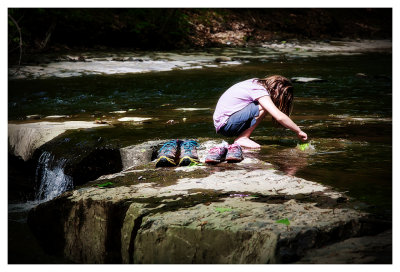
top-left (96, 181), bottom-right (114, 188)
top-left (215, 207), bottom-right (233, 213)
top-left (276, 218), bottom-right (290, 226)
top-left (189, 162), bottom-right (204, 167)
top-left (297, 143), bottom-right (310, 151)
top-left (281, 41), bottom-right (287, 44)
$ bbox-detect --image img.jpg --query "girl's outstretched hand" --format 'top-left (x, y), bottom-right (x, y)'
top-left (297, 131), bottom-right (308, 141)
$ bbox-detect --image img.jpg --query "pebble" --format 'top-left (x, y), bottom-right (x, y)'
top-left (94, 120), bottom-right (108, 124)
top-left (215, 56), bottom-right (232, 62)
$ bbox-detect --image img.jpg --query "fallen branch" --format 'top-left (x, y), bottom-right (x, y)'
top-left (40, 22), bottom-right (56, 50)
top-left (8, 14), bottom-right (23, 66)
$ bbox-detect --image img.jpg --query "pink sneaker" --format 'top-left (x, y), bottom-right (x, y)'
top-left (205, 143), bottom-right (228, 164)
top-left (226, 143), bottom-right (244, 162)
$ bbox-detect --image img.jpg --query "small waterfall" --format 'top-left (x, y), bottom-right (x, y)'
top-left (35, 151), bottom-right (73, 202)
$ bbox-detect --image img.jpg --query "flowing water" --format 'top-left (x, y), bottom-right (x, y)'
top-left (8, 48), bottom-right (392, 262)
top-left (35, 151), bottom-right (73, 201)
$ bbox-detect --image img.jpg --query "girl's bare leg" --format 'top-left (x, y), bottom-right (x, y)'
top-left (234, 106), bottom-right (266, 148)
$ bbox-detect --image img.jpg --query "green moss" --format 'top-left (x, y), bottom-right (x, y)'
top-left (215, 207), bottom-right (233, 213)
top-left (96, 181), bottom-right (114, 188)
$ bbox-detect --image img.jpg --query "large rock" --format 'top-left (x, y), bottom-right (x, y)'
top-left (8, 123), bottom-right (121, 202)
top-left (27, 140), bottom-right (390, 264)
top-left (8, 121), bottom-right (109, 161)
top-left (119, 140), bottom-right (164, 170)
top-left (31, 129), bottom-right (123, 200)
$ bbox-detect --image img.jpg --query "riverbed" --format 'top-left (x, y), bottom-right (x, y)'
top-left (8, 42), bottom-right (392, 263)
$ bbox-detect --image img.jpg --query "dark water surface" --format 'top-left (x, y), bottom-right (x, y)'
top-left (8, 52), bottom-right (392, 262)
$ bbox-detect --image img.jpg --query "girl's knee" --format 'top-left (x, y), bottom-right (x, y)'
top-left (257, 108), bottom-right (266, 119)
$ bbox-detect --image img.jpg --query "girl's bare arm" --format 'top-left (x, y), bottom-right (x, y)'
top-left (257, 96), bottom-right (308, 141)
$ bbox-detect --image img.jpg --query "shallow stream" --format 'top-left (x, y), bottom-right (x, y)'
top-left (8, 48), bottom-right (392, 262)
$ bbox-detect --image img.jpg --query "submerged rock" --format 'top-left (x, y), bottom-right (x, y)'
top-left (26, 114), bottom-right (41, 120)
top-left (291, 77), bottom-right (325, 83)
top-left (117, 117), bottom-right (151, 122)
top-left (44, 115), bottom-right (70, 119)
top-left (215, 56), bottom-right (232, 62)
top-left (356, 72), bottom-right (368, 77)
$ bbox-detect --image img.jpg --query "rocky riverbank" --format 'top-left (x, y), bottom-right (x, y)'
top-left (9, 40), bottom-right (391, 80)
top-left (23, 135), bottom-right (391, 264)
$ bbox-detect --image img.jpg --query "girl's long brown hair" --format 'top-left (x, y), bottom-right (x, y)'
top-left (256, 75), bottom-right (294, 125)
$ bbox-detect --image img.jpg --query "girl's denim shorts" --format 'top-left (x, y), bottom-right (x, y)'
top-left (218, 102), bottom-right (260, 137)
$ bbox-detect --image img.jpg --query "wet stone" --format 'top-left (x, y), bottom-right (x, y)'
top-left (215, 56), bottom-right (232, 62)
top-left (26, 114), bottom-right (41, 120)
top-left (291, 77), bottom-right (325, 83)
top-left (25, 139), bottom-right (391, 263)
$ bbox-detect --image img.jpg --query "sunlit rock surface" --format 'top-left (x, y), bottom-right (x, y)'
top-left (117, 117), bottom-right (152, 122)
top-left (8, 121), bottom-right (109, 161)
top-left (27, 139), bottom-right (390, 264)
top-left (8, 40), bottom-right (391, 80)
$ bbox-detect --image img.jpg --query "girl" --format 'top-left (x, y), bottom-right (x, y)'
top-left (213, 75), bottom-right (308, 149)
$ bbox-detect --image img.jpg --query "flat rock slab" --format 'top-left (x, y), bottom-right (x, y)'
top-left (27, 140), bottom-right (390, 264)
top-left (8, 121), bottom-right (109, 161)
